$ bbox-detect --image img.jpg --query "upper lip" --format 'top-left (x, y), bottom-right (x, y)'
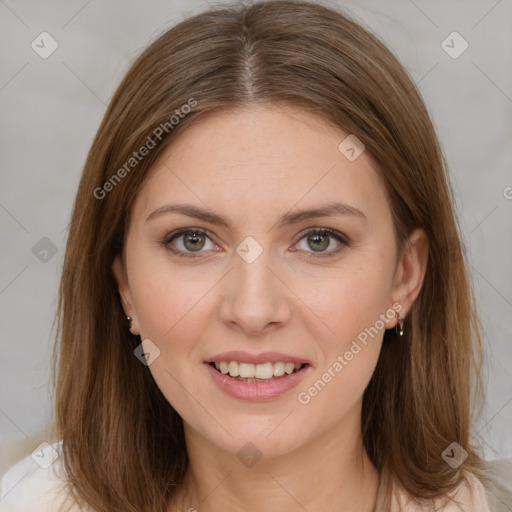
top-left (205, 351), bottom-right (311, 366)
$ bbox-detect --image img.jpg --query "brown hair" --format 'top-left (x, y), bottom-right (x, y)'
top-left (52, 1), bottom-right (486, 510)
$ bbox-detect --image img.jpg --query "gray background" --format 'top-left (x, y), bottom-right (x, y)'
top-left (1, 0), bottom-right (511, 477)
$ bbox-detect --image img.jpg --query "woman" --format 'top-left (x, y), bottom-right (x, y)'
top-left (1, 1), bottom-right (511, 511)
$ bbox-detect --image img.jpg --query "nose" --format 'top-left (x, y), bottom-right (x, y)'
top-left (218, 248), bottom-right (292, 337)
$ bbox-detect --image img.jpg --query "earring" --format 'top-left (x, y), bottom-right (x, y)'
top-left (395, 312), bottom-right (404, 336)
top-left (126, 316), bottom-right (132, 330)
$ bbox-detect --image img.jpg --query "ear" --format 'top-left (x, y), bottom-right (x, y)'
top-left (390, 228), bottom-right (429, 323)
top-left (112, 255), bottom-right (140, 335)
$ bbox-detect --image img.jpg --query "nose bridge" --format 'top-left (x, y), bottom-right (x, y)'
top-left (236, 248), bottom-right (273, 298)
top-left (219, 240), bottom-right (291, 334)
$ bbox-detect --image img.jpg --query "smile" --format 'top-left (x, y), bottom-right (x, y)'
top-left (205, 361), bottom-right (310, 401)
top-left (211, 361), bottom-right (304, 381)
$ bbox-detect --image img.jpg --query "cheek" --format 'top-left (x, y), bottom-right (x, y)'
top-left (299, 257), bottom-right (394, 343)
top-left (296, 336), bottom-right (382, 436)
top-left (295, 264), bottom-right (391, 413)
top-left (128, 251), bottom-right (214, 343)
top-left (129, 265), bottom-right (214, 421)
top-left (295, 253), bottom-right (393, 401)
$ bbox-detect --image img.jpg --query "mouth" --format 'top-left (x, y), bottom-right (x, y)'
top-left (204, 351), bottom-right (312, 401)
top-left (208, 361), bottom-right (310, 383)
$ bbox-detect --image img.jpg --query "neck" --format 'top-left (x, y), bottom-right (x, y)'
top-left (172, 407), bottom-right (380, 512)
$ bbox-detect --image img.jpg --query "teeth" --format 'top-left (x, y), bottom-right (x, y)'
top-left (255, 362), bottom-right (274, 379)
top-left (239, 363), bottom-right (254, 378)
top-left (212, 361), bottom-right (304, 379)
top-left (228, 361), bottom-right (239, 377)
top-left (285, 363), bottom-right (295, 374)
top-left (273, 362), bottom-right (285, 376)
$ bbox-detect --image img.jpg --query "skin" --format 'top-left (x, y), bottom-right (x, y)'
top-left (112, 104), bottom-right (428, 512)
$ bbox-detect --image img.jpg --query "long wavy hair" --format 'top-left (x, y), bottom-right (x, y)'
top-left (51, 1), bottom-right (486, 510)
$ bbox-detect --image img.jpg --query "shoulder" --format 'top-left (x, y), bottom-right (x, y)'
top-left (480, 457), bottom-right (512, 512)
top-left (392, 457), bottom-right (512, 512)
top-left (0, 440), bottom-right (83, 512)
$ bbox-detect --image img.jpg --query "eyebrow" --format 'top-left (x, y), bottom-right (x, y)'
top-left (145, 202), bottom-right (367, 229)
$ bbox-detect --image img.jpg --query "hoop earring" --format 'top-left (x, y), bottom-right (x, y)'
top-left (395, 313), bottom-right (404, 336)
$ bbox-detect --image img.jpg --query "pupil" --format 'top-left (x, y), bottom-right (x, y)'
top-left (308, 233), bottom-right (328, 252)
top-left (184, 232), bottom-right (205, 251)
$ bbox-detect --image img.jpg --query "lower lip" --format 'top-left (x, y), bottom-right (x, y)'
top-left (205, 363), bottom-right (310, 401)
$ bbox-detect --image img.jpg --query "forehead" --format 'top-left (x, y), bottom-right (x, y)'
top-left (133, 105), bottom-right (389, 227)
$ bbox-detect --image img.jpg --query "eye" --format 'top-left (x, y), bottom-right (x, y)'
top-left (292, 228), bottom-right (349, 258)
top-left (162, 228), bottom-right (218, 258)
top-left (162, 227), bottom-right (349, 259)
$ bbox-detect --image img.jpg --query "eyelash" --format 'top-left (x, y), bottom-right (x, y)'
top-left (161, 227), bottom-right (349, 259)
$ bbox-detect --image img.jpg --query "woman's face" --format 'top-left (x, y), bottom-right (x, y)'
top-left (113, 104), bottom-right (426, 458)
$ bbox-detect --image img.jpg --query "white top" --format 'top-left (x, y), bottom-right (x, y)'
top-left (1, 441), bottom-right (511, 511)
